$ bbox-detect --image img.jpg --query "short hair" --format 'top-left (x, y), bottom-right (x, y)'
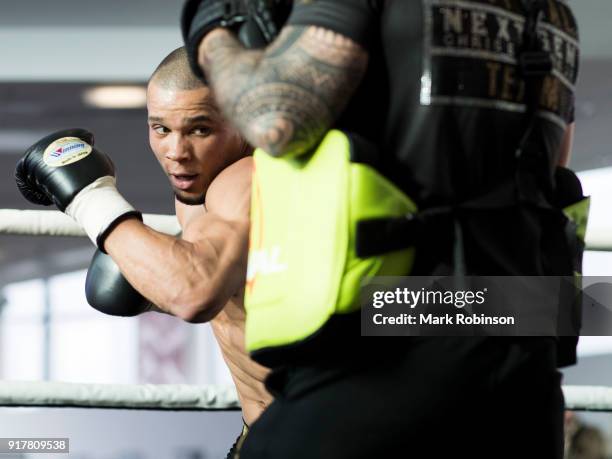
top-left (148, 47), bottom-right (205, 91)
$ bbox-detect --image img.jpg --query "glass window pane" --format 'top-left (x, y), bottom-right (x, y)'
top-left (49, 270), bottom-right (138, 383)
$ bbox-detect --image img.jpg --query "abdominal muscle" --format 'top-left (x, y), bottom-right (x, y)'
top-left (210, 290), bottom-right (272, 426)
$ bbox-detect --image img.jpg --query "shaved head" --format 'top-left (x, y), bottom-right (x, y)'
top-left (149, 47), bottom-right (205, 91)
top-left (146, 47), bottom-right (251, 206)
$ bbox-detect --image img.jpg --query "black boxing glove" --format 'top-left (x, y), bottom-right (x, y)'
top-left (181, 0), bottom-right (249, 79)
top-left (240, 0), bottom-right (293, 47)
top-left (15, 128), bottom-right (141, 249)
top-left (181, 0), bottom-right (292, 79)
top-left (85, 249), bottom-right (151, 317)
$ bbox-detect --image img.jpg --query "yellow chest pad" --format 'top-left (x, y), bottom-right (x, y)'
top-left (244, 130), bottom-right (417, 353)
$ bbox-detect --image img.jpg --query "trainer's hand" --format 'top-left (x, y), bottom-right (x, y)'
top-left (15, 128), bottom-right (141, 249)
top-left (86, 249), bottom-right (152, 317)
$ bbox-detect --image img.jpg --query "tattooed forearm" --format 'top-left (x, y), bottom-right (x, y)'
top-left (200, 26), bottom-right (368, 157)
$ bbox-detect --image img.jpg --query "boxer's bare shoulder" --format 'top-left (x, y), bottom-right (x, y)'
top-left (205, 156), bottom-right (253, 221)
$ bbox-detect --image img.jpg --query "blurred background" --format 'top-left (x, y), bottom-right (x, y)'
top-left (0, 0), bottom-right (611, 458)
top-left (0, 2), bottom-right (241, 458)
top-left (0, 0), bottom-right (231, 385)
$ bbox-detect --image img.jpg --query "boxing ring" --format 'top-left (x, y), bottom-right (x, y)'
top-left (0, 210), bottom-right (239, 458)
top-left (0, 208), bottom-right (611, 457)
top-left (0, 383), bottom-right (242, 458)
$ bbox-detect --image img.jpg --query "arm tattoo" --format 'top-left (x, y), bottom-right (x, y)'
top-left (202, 26), bottom-right (369, 157)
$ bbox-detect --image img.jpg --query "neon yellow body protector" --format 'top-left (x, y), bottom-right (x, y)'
top-left (244, 130), bottom-right (416, 353)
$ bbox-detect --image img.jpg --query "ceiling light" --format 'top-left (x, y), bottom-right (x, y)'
top-left (83, 85), bottom-right (147, 109)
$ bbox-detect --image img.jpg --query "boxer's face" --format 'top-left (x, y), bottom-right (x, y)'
top-left (147, 82), bottom-right (247, 205)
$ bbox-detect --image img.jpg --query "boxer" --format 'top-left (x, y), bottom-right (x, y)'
top-left (16, 47), bottom-right (271, 459)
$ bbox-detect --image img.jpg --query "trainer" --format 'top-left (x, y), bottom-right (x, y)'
top-left (181, 1), bottom-right (584, 458)
top-left (15, 47), bottom-right (271, 459)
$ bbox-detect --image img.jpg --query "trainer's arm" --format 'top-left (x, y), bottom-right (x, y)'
top-left (198, 26), bottom-right (368, 158)
top-left (103, 159), bottom-right (252, 323)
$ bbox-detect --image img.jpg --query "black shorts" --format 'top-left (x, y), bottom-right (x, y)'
top-left (241, 337), bottom-right (564, 459)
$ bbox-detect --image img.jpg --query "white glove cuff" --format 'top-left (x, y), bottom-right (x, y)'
top-left (65, 176), bottom-right (141, 249)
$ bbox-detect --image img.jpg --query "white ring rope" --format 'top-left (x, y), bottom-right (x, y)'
top-left (0, 382), bottom-right (239, 411)
top-left (0, 209), bottom-right (608, 250)
top-left (0, 209), bottom-right (181, 237)
top-left (584, 228), bottom-right (612, 251)
top-left (0, 383), bottom-right (607, 411)
top-left (563, 385), bottom-right (612, 412)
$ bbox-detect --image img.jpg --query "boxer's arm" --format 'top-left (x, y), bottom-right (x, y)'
top-left (199, 25), bottom-right (368, 158)
top-left (103, 159), bottom-right (252, 323)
